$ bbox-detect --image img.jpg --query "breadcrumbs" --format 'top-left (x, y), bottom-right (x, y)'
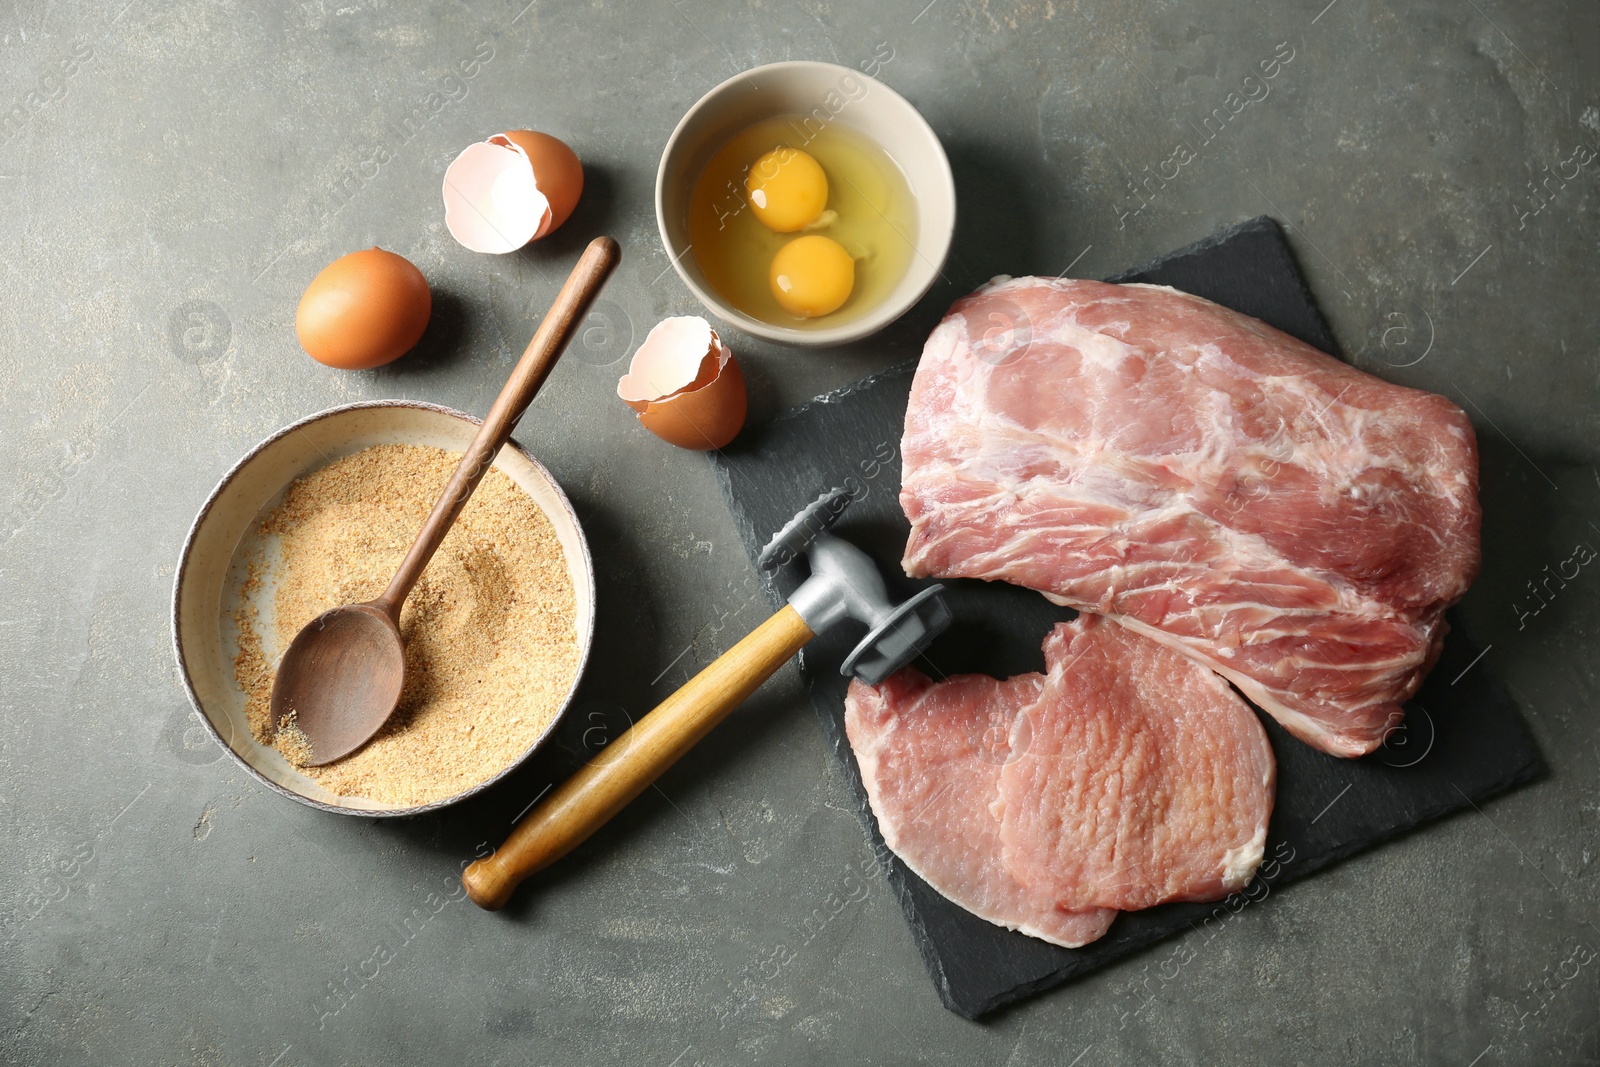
top-left (273, 708), bottom-right (315, 767)
top-left (232, 443), bottom-right (580, 807)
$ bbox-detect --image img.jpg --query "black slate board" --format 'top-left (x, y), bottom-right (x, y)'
top-left (709, 217), bottom-right (1544, 1019)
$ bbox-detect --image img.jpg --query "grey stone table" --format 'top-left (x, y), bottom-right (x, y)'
top-left (2, 2), bottom-right (1595, 1064)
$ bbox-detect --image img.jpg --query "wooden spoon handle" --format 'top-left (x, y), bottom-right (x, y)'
top-left (376, 236), bottom-right (620, 617)
top-left (463, 604), bottom-right (815, 910)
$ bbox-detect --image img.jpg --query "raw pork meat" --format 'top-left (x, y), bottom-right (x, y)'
top-left (997, 615), bottom-right (1274, 912)
top-left (845, 669), bottom-right (1116, 948)
top-left (901, 277), bottom-right (1481, 757)
top-left (845, 615), bottom-right (1274, 946)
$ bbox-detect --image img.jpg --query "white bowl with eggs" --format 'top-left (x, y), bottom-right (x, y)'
top-left (171, 401), bottom-right (596, 817)
top-left (656, 60), bottom-right (956, 347)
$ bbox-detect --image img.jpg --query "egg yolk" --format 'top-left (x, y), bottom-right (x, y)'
top-left (770, 235), bottom-right (855, 318)
top-left (746, 148), bottom-right (828, 233)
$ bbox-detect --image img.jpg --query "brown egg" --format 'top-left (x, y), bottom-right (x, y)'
top-left (617, 317), bottom-right (747, 450)
top-left (443, 130), bottom-right (584, 253)
top-left (296, 248), bottom-right (431, 369)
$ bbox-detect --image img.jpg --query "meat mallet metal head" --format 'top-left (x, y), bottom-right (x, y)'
top-left (758, 487), bottom-right (952, 685)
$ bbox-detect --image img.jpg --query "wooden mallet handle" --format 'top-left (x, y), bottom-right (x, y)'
top-left (463, 604), bottom-right (815, 909)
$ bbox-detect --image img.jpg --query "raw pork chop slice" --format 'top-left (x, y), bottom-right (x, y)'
top-left (845, 669), bottom-right (1116, 948)
top-left (844, 615), bottom-right (1273, 945)
top-left (998, 615), bottom-right (1275, 912)
top-left (901, 277), bottom-right (1481, 756)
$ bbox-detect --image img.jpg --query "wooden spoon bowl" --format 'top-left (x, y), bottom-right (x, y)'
top-left (269, 604), bottom-right (406, 764)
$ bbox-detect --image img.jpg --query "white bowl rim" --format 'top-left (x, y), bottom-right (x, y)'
top-left (655, 59), bottom-right (956, 347)
top-left (170, 399), bottom-right (597, 818)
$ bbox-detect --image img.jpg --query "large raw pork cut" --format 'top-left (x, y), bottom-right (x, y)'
top-left (900, 277), bottom-right (1481, 757)
top-left (845, 615), bottom-right (1274, 947)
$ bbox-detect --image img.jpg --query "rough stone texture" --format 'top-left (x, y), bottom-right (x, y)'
top-left (0, 1), bottom-right (1595, 1064)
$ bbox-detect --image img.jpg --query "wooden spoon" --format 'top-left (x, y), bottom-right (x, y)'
top-left (270, 236), bottom-right (620, 765)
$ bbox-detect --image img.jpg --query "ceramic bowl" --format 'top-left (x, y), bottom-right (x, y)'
top-left (656, 60), bottom-right (956, 346)
top-left (171, 401), bottom-right (596, 817)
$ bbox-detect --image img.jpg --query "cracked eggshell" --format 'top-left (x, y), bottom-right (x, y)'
top-left (443, 130), bottom-right (583, 253)
top-left (617, 316), bottom-right (747, 451)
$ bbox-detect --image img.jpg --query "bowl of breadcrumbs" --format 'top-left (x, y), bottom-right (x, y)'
top-left (172, 401), bottom-right (595, 815)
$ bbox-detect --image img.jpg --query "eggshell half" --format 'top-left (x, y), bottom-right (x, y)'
top-left (636, 356), bottom-right (747, 451)
top-left (443, 130), bottom-right (583, 253)
top-left (617, 316), bottom-right (747, 450)
top-left (497, 131), bottom-right (583, 233)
